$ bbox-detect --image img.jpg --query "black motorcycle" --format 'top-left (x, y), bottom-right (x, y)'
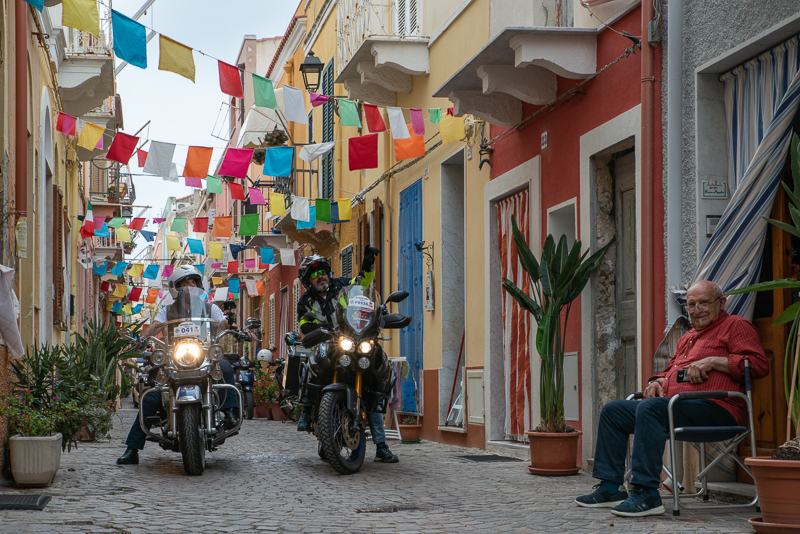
top-left (299, 284), bottom-right (410, 474)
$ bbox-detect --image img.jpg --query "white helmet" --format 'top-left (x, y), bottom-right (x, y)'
top-left (256, 349), bottom-right (274, 363)
top-left (169, 265), bottom-right (203, 297)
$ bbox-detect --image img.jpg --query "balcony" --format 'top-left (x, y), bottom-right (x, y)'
top-left (88, 160), bottom-right (136, 209)
top-left (78, 96), bottom-right (120, 161)
top-left (335, 0), bottom-right (429, 106)
top-left (240, 201), bottom-right (290, 250)
top-left (94, 228), bottom-right (125, 262)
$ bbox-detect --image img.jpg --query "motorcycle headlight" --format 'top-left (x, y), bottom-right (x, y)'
top-left (358, 341), bottom-right (372, 354)
top-left (174, 341), bottom-right (204, 368)
top-left (340, 337), bottom-right (354, 352)
top-left (358, 357), bottom-right (370, 369)
top-left (151, 350), bottom-right (167, 366)
top-left (339, 354), bottom-right (352, 367)
top-left (209, 344), bottom-right (224, 361)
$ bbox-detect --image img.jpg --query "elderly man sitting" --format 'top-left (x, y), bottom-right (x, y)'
top-left (575, 280), bottom-right (769, 517)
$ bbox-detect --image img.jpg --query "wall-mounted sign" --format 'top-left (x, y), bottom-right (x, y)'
top-left (702, 179), bottom-right (728, 199)
top-left (541, 130), bottom-right (549, 150)
top-left (425, 271), bottom-right (434, 312)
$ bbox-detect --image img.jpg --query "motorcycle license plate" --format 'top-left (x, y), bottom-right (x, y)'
top-left (174, 321), bottom-right (201, 338)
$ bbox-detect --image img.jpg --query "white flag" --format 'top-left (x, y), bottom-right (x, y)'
top-left (143, 141), bottom-right (176, 177)
top-left (387, 107), bottom-right (410, 139)
top-left (281, 85), bottom-right (308, 125)
top-left (214, 287), bottom-right (228, 302)
top-left (245, 279), bottom-right (258, 296)
top-left (291, 197), bottom-right (310, 222)
top-left (298, 142), bottom-right (335, 163)
top-left (279, 248), bottom-right (296, 266)
top-left (164, 163), bottom-right (180, 183)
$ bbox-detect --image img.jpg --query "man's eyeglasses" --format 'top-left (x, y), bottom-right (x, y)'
top-left (309, 269), bottom-right (327, 280)
top-left (686, 297), bottom-right (721, 312)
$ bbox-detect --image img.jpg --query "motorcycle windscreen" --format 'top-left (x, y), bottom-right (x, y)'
top-left (334, 285), bottom-right (381, 337)
top-left (163, 286), bottom-right (220, 344)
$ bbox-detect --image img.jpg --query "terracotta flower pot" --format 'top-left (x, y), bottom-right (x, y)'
top-left (745, 457), bottom-right (800, 526)
top-left (525, 430), bottom-right (582, 476)
top-left (399, 424), bottom-right (422, 443)
top-left (254, 405), bottom-right (269, 419)
top-left (9, 434), bottom-right (62, 487)
top-left (271, 403), bottom-right (288, 421)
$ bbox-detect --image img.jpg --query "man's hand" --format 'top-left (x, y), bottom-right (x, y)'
top-left (361, 245), bottom-right (380, 273)
top-left (644, 379), bottom-right (665, 398)
top-left (685, 356), bottom-right (728, 384)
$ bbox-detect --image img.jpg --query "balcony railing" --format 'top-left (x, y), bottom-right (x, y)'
top-left (94, 228), bottom-right (123, 250)
top-left (65, 15), bottom-right (112, 56)
top-left (85, 96), bottom-right (115, 117)
top-left (88, 160), bottom-right (136, 205)
top-left (337, 0), bottom-right (424, 76)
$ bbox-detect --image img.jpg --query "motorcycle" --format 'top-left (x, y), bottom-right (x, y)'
top-left (270, 332), bottom-right (310, 421)
top-left (125, 286), bottom-right (252, 476)
top-left (299, 284), bottom-right (411, 475)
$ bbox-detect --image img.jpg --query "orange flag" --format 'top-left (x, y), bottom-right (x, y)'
top-left (146, 289), bottom-right (159, 304)
top-left (393, 124), bottom-right (425, 161)
top-left (183, 146), bottom-right (213, 178)
top-left (212, 216), bottom-right (232, 239)
top-left (256, 280), bottom-right (264, 296)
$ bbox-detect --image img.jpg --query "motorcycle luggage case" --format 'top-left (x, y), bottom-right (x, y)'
top-left (282, 347), bottom-right (310, 396)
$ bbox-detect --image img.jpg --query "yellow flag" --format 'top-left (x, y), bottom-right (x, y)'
top-left (122, 303), bottom-right (133, 314)
top-left (107, 301), bottom-right (114, 310)
top-left (77, 122), bottom-right (105, 150)
top-left (167, 235), bottom-right (181, 251)
top-left (116, 226), bottom-right (132, 243)
top-left (209, 242), bottom-right (223, 259)
top-left (113, 284), bottom-right (128, 298)
top-left (62, 0), bottom-right (100, 37)
top-left (439, 114), bottom-right (466, 144)
top-left (128, 264), bottom-right (144, 278)
top-left (212, 277), bottom-right (223, 285)
top-left (337, 199), bottom-right (352, 221)
top-left (270, 193), bottom-right (286, 216)
top-left (159, 35), bottom-right (196, 83)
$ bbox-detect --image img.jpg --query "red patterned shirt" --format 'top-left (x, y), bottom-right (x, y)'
top-left (649, 312), bottom-right (769, 425)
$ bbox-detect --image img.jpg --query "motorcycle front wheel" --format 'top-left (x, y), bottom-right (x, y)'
top-left (244, 391), bottom-right (254, 420)
top-left (318, 390), bottom-right (365, 475)
top-left (178, 404), bottom-right (206, 476)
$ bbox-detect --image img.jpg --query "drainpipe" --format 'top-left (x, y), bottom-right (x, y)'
top-left (15, 1), bottom-right (28, 220)
top-left (666, 0), bottom-right (683, 322)
top-left (641, 0), bottom-right (655, 385)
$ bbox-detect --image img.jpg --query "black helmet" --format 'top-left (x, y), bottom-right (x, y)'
top-left (298, 254), bottom-right (332, 290)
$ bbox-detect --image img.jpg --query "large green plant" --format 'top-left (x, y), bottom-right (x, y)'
top-left (502, 216), bottom-right (612, 433)
top-left (727, 132), bottom-right (800, 446)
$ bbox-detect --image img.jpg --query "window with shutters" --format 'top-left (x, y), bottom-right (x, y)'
top-left (53, 185), bottom-right (65, 323)
top-left (293, 279), bottom-right (301, 333)
top-left (395, 0), bottom-right (421, 37)
top-left (321, 60), bottom-right (335, 199)
top-left (308, 110), bottom-right (314, 144)
top-left (269, 294), bottom-right (276, 348)
top-left (340, 244), bottom-right (353, 280)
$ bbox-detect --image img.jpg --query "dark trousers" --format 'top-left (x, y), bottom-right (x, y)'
top-left (125, 360), bottom-right (238, 450)
top-left (591, 397), bottom-right (736, 489)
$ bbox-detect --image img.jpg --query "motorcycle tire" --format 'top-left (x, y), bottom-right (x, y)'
top-left (178, 404), bottom-right (205, 476)
top-left (244, 391), bottom-right (254, 420)
top-left (318, 390), bottom-right (365, 475)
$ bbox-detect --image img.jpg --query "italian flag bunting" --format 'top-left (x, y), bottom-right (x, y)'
top-left (80, 202), bottom-right (95, 238)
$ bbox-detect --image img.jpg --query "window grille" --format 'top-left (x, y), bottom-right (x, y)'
top-left (293, 279), bottom-right (301, 333)
top-left (269, 294), bottom-right (276, 348)
top-left (321, 60), bottom-right (335, 199)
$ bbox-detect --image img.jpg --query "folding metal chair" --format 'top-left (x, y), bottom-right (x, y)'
top-left (626, 359), bottom-right (759, 516)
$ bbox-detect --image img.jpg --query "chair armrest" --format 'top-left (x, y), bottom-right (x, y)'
top-left (676, 391), bottom-right (729, 400)
top-left (627, 392), bottom-right (645, 400)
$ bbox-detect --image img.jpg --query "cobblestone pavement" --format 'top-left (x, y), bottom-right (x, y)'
top-left (0, 406), bottom-right (759, 534)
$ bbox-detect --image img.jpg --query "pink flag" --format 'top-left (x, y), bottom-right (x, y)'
top-left (106, 132), bottom-right (139, 164)
top-left (309, 92), bottom-right (329, 107)
top-left (95, 135), bottom-right (104, 150)
top-left (248, 188), bottom-right (266, 205)
top-left (229, 182), bottom-right (246, 200)
top-left (137, 149), bottom-right (148, 167)
top-left (162, 265), bottom-right (175, 278)
top-left (56, 112), bottom-right (77, 137)
top-left (158, 290), bottom-right (166, 298)
top-left (211, 262), bottom-right (222, 269)
top-left (244, 258), bottom-right (256, 270)
top-left (185, 177), bottom-right (203, 188)
top-left (410, 108), bottom-right (425, 136)
top-left (218, 148), bottom-right (254, 179)
top-left (93, 216), bottom-right (107, 228)
top-left (153, 217), bottom-right (166, 224)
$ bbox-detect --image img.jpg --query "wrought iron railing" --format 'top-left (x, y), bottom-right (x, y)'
top-left (94, 228), bottom-right (123, 250)
top-left (88, 160), bottom-right (136, 205)
top-left (337, 0), bottom-right (424, 76)
top-left (65, 15), bottom-right (113, 56)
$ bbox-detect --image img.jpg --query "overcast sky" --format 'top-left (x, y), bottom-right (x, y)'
top-left (111, 0), bottom-right (297, 258)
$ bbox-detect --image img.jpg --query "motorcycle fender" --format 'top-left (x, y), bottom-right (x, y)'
top-left (321, 383), bottom-right (359, 417)
top-left (176, 385), bottom-right (202, 404)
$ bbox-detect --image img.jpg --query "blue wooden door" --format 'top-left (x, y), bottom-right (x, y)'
top-left (398, 180), bottom-right (424, 412)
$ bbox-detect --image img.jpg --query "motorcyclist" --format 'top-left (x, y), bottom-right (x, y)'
top-left (295, 246), bottom-right (399, 464)
top-left (117, 265), bottom-right (239, 465)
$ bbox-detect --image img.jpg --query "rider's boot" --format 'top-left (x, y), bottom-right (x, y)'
top-left (222, 408), bottom-right (238, 428)
top-left (116, 447), bottom-right (139, 465)
top-left (297, 408), bottom-right (312, 432)
top-left (374, 442), bottom-right (399, 463)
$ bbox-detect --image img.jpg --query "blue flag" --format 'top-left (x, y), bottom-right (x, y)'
top-left (260, 247), bottom-right (275, 265)
top-left (140, 230), bottom-right (156, 242)
top-left (111, 10), bottom-right (147, 69)
top-left (229, 279), bottom-right (240, 294)
top-left (93, 261), bottom-right (108, 276)
top-left (111, 302), bottom-right (123, 313)
top-left (263, 146), bottom-right (293, 177)
top-left (111, 261), bottom-right (128, 276)
top-left (142, 264), bottom-right (159, 280)
top-left (132, 304), bottom-right (143, 314)
top-left (22, 0), bottom-right (43, 11)
top-left (187, 238), bottom-right (205, 255)
top-left (297, 206), bottom-right (316, 230)
top-left (95, 222), bottom-right (110, 238)
top-left (229, 244), bottom-right (247, 260)
top-left (194, 264), bottom-right (205, 276)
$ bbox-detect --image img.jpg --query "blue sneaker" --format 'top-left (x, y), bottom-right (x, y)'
top-left (575, 484), bottom-right (628, 508)
top-left (611, 488), bottom-right (665, 517)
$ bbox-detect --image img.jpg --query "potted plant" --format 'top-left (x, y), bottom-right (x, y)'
top-left (502, 217), bottom-right (612, 475)
top-left (726, 133), bottom-right (800, 528)
top-left (253, 369), bottom-right (276, 420)
top-left (398, 372), bottom-right (422, 443)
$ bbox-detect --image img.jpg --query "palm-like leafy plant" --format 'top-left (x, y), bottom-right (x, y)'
top-left (727, 133), bottom-right (800, 449)
top-left (502, 216), bottom-right (613, 433)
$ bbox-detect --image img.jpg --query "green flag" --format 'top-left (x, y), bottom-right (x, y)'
top-left (315, 199), bottom-right (331, 223)
top-left (107, 217), bottom-right (125, 229)
top-left (338, 99), bottom-right (361, 128)
top-left (239, 213), bottom-right (259, 236)
top-left (428, 108), bottom-right (442, 124)
top-left (171, 217), bottom-right (187, 233)
top-left (252, 74), bottom-right (278, 109)
top-left (206, 175), bottom-right (223, 194)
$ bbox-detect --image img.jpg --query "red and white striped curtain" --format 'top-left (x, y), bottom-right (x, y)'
top-left (497, 189), bottom-right (532, 439)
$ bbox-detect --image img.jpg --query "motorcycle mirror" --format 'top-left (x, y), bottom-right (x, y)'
top-left (385, 290), bottom-right (409, 304)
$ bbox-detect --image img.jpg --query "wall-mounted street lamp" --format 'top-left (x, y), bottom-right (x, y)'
top-left (299, 51), bottom-right (324, 93)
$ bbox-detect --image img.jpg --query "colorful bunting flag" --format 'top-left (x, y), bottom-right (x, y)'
top-left (387, 107), bottom-right (411, 140)
top-left (239, 213), bottom-right (259, 236)
top-left (279, 249), bottom-right (296, 266)
top-left (218, 61), bottom-right (244, 98)
top-left (94, 135), bottom-right (104, 151)
top-left (211, 263), bottom-right (222, 269)
top-left (212, 277), bottom-right (223, 285)
top-left (229, 245), bottom-right (247, 260)
top-left (269, 193), bottom-right (286, 217)
top-left (410, 108), bottom-right (425, 136)
top-left (111, 10), bottom-right (147, 69)
top-left (245, 279), bottom-right (258, 296)
top-left (206, 175), bottom-right (223, 194)
top-left (429, 108), bottom-right (443, 124)
top-left (218, 148), bottom-right (254, 179)
top-left (185, 177), bottom-right (203, 188)
top-left (111, 261), bottom-right (128, 276)
top-left (128, 287), bottom-right (143, 302)
top-left (244, 258), bottom-right (256, 270)
top-left (194, 264), bottom-right (205, 276)
top-left (252, 74), bottom-right (278, 109)
top-left (263, 146), bottom-right (293, 177)
top-left (298, 142), bottom-right (335, 163)
top-left (80, 202), bottom-right (95, 238)
top-left (229, 279), bottom-right (240, 294)
top-left (56, 112), bottom-right (77, 137)
top-left (137, 149), bottom-right (148, 167)
top-left (23, 0), bottom-right (43, 11)
top-left (95, 222), bottom-right (110, 238)
top-left (146, 289), bottom-right (159, 303)
top-left (349, 133), bottom-right (379, 170)
top-left (128, 217), bottom-right (145, 231)
top-left (100, 280), bottom-right (110, 292)
top-left (132, 304), bottom-right (143, 314)
top-left (63, 0), bottom-right (100, 38)
top-left (184, 146), bottom-right (214, 178)
top-left (116, 227), bottom-right (132, 242)
top-left (193, 217), bottom-right (209, 233)
top-left (162, 265), bottom-right (175, 278)
top-left (209, 242), bottom-right (223, 259)
top-left (316, 199), bottom-right (331, 223)
top-left (128, 264), bottom-right (144, 278)
top-left (113, 284), bottom-right (128, 298)
top-left (364, 104), bottom-right (387, 133)
top-left (260, 247), bottom-right (274, 264)
top-left (93, 261), bottom-right (108, 276)
top-left (166, 235), bottom-right (181, 251)
top-left (338, 99), bottom-right (361, 128)
top-left (309, 92), bottom-right (329, 107)
top-left (122, 303), bottom-right (133, 314)
top-left (291, 197), bottom-right (310, 222)
top-left (152, 217), bottom-right (166, 224)
top-left (394, 124), bottom-right (425, 161)
top-left (227, 262), bottom-right (239, 274)
top-left (248, 188), bottom-right (265, 205)
top-left (171, 218), bottom-right (187, 233)
top-left (256, 280), bottom-right (265, 296)
top-left (77, 122), bottom-right (105, 150)
top-left (439, 114), bottom-right (466, 144)
top-left (337, 199), bottom-right (352, 222)
top-left (159, 35), bottom-right (196, 83)
top-left (111, 302), bottom-right (123, 313)
top-left (297, 206), bottom-right (316, 230)
top-left (143, 264), bottom-right (160, 280)
top-left (212, 216), bottom-right (232, 239)
top-left (143, 141), bottom-right (176, 178)
top-left (214, 287), bottom-right (228, 302)
top-left (140, 230), bottom-right (156, 242)
top-left (281, 85), bottom-right (308, 124)
top-left (229, 182), bottom-right (246, 201)
top-left (187, 238), bottom-right (205, 255)
top-left (107, 217), bottom-right (124, 229)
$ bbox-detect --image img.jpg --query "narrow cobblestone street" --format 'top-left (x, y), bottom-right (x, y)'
top-left (0, 407), bottom-right (758, 534)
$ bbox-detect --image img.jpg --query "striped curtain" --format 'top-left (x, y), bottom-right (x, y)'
top-left (693, 35), bottom-right (800, 319)
top-left (497, 189), bottom-right (532, 439)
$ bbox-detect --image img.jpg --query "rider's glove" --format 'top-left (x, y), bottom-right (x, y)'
top-left (361, 245), bottom-right (380, 273)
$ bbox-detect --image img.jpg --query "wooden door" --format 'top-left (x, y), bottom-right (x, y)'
top-left (399, 181), bottom-right (424, 412)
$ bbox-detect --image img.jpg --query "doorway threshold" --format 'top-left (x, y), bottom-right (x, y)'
top-left (486, 440), bottom-right (530, 461)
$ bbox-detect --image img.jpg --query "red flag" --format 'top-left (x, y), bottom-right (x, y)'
top-left (128, 218), bottom-right (145, 231)
top-left (137, 149), bottom-right (148, 167)
top-left (100, 280), bottom-right (110, 291)
top-left (229, 182), bottom-right (246, 200)
top-left (128, 287), bottom-right (143, 302)
top-left (364, 104), bottom-right (387, 133)
top-left (193, 217), bottom-right (209, 233)
top-left (218, 61), bottom-right (244, 98)
top-left (56, 112), bottom-right (77, 137)
top-left (227, 262), bottom-right (239, 274)
top-left (105, 132), bottom-right (139, 164)
top-left (349, 134), bottom-right (379, 171)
